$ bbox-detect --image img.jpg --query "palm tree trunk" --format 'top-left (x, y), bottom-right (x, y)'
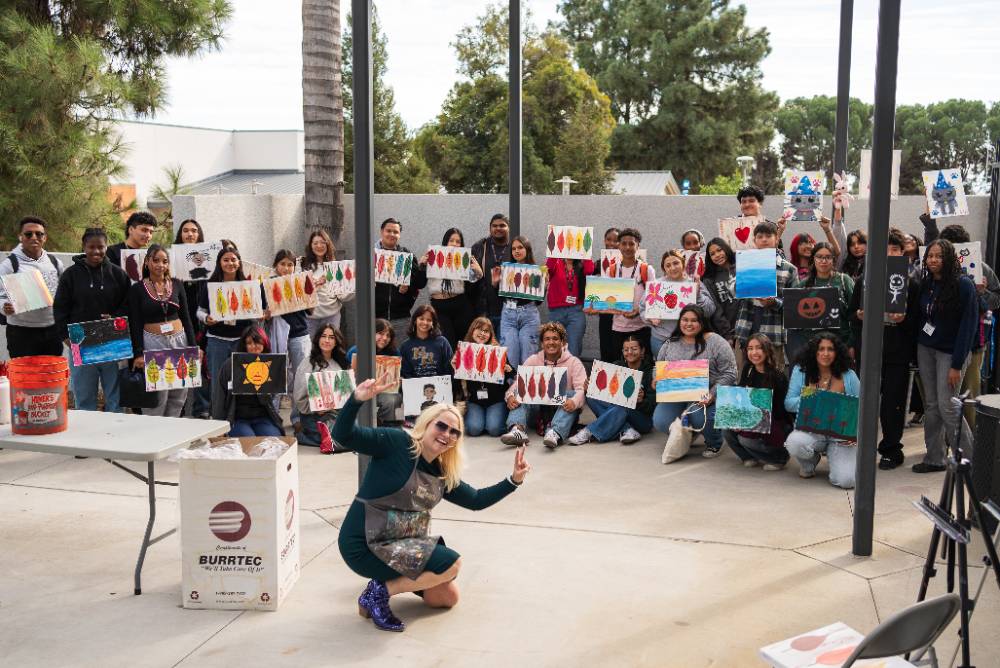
top-left (302, 0), bottom-right (345, 242)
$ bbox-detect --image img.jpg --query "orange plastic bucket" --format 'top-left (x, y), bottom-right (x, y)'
top-left (8, 355), bottom-right (70, 435)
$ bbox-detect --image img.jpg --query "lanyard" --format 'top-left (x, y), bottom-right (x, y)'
top-left (143, 279), bottom-right (177, 319)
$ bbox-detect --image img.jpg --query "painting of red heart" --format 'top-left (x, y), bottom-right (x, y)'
top-left (719, 217), bottom-right (756, 251)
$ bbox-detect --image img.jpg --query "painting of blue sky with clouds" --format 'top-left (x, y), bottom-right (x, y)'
top-left (735, 249), bottom-right (777, 299)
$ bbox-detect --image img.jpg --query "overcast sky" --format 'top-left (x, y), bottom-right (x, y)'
top-left (153, 0), bottom-right (999, 132)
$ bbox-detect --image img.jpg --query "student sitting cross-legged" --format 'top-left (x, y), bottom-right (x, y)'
top-left (211, 325), bottom-right (285, 437)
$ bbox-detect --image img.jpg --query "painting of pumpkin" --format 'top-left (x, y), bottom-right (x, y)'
top-left (797, 296), bottom-right (826, 319)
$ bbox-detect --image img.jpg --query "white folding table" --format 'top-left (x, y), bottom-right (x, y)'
top-left (0, 410), bottom-right (230, 594)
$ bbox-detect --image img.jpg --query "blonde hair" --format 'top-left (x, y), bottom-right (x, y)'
top-left (409, 403), bottom-right (465, 491)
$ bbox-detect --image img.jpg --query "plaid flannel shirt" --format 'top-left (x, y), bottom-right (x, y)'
top-left (733, 257), bottom-right (797, 346)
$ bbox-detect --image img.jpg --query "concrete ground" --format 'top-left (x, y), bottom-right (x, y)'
top-left (2, 416), bottom-right (999, 668)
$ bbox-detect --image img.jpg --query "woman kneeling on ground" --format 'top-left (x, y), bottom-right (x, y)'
top-left (785, 331), bottom-right (860, 489)
top-left (335, 375), bottom-right (531, 632)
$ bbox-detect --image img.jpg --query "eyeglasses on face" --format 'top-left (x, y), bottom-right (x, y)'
top-left (433, 420), bottom-right (462, 440)
top-left (813, 255), bottom-right (834, 262)
top-left (21, 230), bottom-right (45, 239)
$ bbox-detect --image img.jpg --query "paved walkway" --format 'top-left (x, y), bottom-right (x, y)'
top-left (2, 421), bottom-right (998, 667)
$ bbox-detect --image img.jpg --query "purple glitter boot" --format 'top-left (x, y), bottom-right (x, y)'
top-left (358, 580), bottom-right (405, 632)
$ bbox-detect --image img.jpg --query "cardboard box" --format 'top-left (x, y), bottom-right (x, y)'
top-left (180, 437), bottom-right (300, 611)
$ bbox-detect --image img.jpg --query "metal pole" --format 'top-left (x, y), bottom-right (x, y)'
top-left (831, 0), bottom-right (854, 205)
top-left (508, 0), bottom-right (522, 237)
top-left (986, 140), bottom-right (1000, 392)
top-left (352, 0), bottom-right (375, 481)
top-left (853, 0), bottom-right (902, 557)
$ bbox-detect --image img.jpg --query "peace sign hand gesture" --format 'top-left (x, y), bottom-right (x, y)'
top-left (354, 373), bottom-right (396, 403)
top-left (511, 446), bottom-right (531, 484)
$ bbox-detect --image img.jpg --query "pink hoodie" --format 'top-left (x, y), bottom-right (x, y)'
top-left (505, 346), bottom-right (588, 410)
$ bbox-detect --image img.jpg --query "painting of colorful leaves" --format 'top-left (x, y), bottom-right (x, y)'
top-left (514, 366), bottom-right (567, 406)
top-left (600, 249), bottom-right (648, 277)
top-left (452, 341), bottom-right (507, 385)
top-left (735, 249), bottom-right (777, 299)
top-left (794, 387), bottom-right (859, 442)
top-left (374, 249), bottom-right (413, 286)
top-left (586, 360), bottom-right (643, 410)
top-left (144, 347), bottom-right (201, 392)
top-left (321, 260), bottom-right (356, 296)
top-left (0, 270), bottom-right (53, 314)
top-left (714, 386), bottom-right (772, 433)
top-left (307, 368), bottom-right (356, 412)
top-left (170, 241), bottom-right (224, 281)
top-left (402, 375), bottom-right (453, 417)
top-left (68, 317), bottom-right (133, 367)
top-left (682, 250), bottom-right (706, 280)
top-left (655, 359), bottom-right (709, 403)
top-left (783, 170), bottom-right (825, 222)
top-left (546, 225), bottom-right (594, 259)
top-left (232, 352), bottom-right (287, 395)
top-left (263, 273), bottom-right (318, 316)
top-left (498, 263), bottom-right (545, 301)
top-left (583, 276), bottom-right (635, 313)
top-left (425, 246), bottom-right (473, 281)
top-left (719, 217), bottom-right (757, 251)
top-left (207, 280), bottom-right (264, 321)
top-left (241, 261), bottom-right (272, 282)
top-left (376, 355), bottom-right (401, 393)
top-left (643, 280), bottom-right (698, 320)
top-left (922, 168), bottom-right (969, 218)
top-left (120, 249), bottom-right (148, 283)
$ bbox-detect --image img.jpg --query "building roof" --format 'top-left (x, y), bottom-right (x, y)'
top-left (611, 170), bottom-right (681, 196)
top-left (148, 170), bottom-right (305, 205)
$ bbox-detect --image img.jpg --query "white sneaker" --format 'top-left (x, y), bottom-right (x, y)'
top-left (743, 459), bottom-right (760, 468)
top-left (543, 429), bottom-right (562, 449)
top-left (619, 427), bottom-right (642, 445)
top-left (568, 428), bottom-right (592, 446)
top-left (762, 463), bottom-right (785, 472)
top-left (501, 426), bottom-right (528, 446)
top-left (702, 447), bottom-right (722, 458)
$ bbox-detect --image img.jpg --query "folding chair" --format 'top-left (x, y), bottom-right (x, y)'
top-left (842, 594), bottom-right (960, 667)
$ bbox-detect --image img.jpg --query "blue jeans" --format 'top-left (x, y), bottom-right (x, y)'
top-left (500, 304), bottom-right (541, 368)
top-left (653, 401), bottom-right (722, 450)
top-left (724, 430), bottom-right (789, 466)
top-left (70, 360), bottom-right (121, 413)
top-left (786, 430), bottom-right (857, 489)
top-left (585, 398), bottom-right (653, 442)
top-left (465, 401), bottom-right (507, 437)
top-left (548, 305), bottom-right (586, 358)
top-left (274, 333), bottom-right (310, 425)
top-left (507, 403), bottom-right (578, 439)
top-left (229, 417), bottom-right (283, 437)
top-left (197, 337), bottom-right (239, 416)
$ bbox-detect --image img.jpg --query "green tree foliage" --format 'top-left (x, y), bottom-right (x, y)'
top-left (342, 8), bottom-right (436, 194)
top-left (0, 2), bottom-right (230, 249)
top-left (559, 0), bottom-right (777, 189)
top-left (698, 172), bottom-right (743, 195)
top-left (416, 4), bottom-right (615, 194)
top-left (775, 95), bottom-right (873, 184)
top-left (895, 100), bottom-right (993, 194)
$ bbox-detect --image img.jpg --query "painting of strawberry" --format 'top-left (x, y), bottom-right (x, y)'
top-left (664, 291), bottom-right (679, 309)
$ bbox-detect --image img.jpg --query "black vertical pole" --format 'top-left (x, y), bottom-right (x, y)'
top-left (352, 0), bottom-right (375, 480)
top-left (832, 0), bottom-right (854, 200)
top-left (508, 0), bottom-right (521, 237)
top-left (987, 140), bottom-right (1000, 392)
top-left (853, 0), bottom-right (901, 557)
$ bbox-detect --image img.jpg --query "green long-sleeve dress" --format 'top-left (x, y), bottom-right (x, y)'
top-left (334, 395), bottom-right (518, 582)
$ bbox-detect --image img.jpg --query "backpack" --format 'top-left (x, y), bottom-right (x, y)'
top-left (0, 253), bottom-right (61, 325)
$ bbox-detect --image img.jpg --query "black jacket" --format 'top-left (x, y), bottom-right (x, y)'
top-left (374, 244), bottom-right (427, 320)
top-left (848, 272), bottom-right (921, 366)
top-left (52, 255), bottom-right (131, 339)
top-left (469, 236), bottom-right (513, 318)
top-left (211, 361), bottom-right (285, 433)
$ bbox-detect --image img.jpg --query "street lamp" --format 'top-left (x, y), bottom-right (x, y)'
top-left (736, 156), bottom-right (755, 186)
top-left (554, 176), bottom-right (577, 196)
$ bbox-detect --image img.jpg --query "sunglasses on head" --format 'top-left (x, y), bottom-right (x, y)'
top-left (433, 420), bottom-right (462, 440)
top-left (22, 230), bottom-right (45, 239)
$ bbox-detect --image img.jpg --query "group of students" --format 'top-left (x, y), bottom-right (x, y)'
top-left (0, 183), bottom-right (988, 486)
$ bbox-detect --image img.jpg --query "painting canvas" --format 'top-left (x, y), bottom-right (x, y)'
top-left (321, 260), bottom-right (356, 296)
top-left (782, 287), bottom-right (841, 330)
top-left (759, 621), bottom-right (916, 668)
top-left (714, 386), bottom-right (772, 433)
top-left (795, 387), bottom-right (859, 442)
top-left (643, 280), bottom-right (698, 320)
top-left (402, 375), bottom-right (453, 416)
top-left (655, 359), bottom-right (709, 403)
top-left (954, 241), bottom-right (983, 284)
top-left (425, 246), bottom-right (473, 280)
top-left (498, 263), bottom-right (545, 301)
top-left (144, 346), bottom-right (201, 391)
top-left (546, 225), bottom-right (594, 259)
top-left (922, 168), bottom-right (969, 218)
top-left (0, 271), bottom-right (53, 314)
top-left (241, 261), bottom-right (272, 282)
top-left (263, 273), bottom-right (318, 316)
top-left (68, 317), bottom-right (133, 367)
top-left (514, 366), bottom-right (568, 406)
top-left (858, 148), bottom-right (901, 200)
top-left (452, 342), bottom-right (507, 385)
top-left (885, 255), bottom-right (909, 314)
top-left (376, 355), bottom-right (401, 393)
top-left (120, 249), bottom-right (148, 283)
top-left (682, 250), bottom-right (706, 280)
top-left (307, 369), bottom-right (356, 412)
top-left (374, 249), bottom-right (413, 286)
top-left (207, 280), bottom-right (264, 320)
top-left (719, 216), bottom-right (758, 251)
top-left (584, 276), bottom-right (635, 313)
top-left (586, 360), bottom-right (643, 410)
top-left (231, 353), bottom-right (287, 395)
top-left (600, 249), bottom-right (648, 277)
top-left (783, 170), bottom-right (825, 222)
top-left (170, 242), bottom-right (224, 281)
top-left (735, 249), bottom-right (777, 299)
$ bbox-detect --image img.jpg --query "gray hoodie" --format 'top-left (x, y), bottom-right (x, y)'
top-left (0, 245), bottom-right (64, 327)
